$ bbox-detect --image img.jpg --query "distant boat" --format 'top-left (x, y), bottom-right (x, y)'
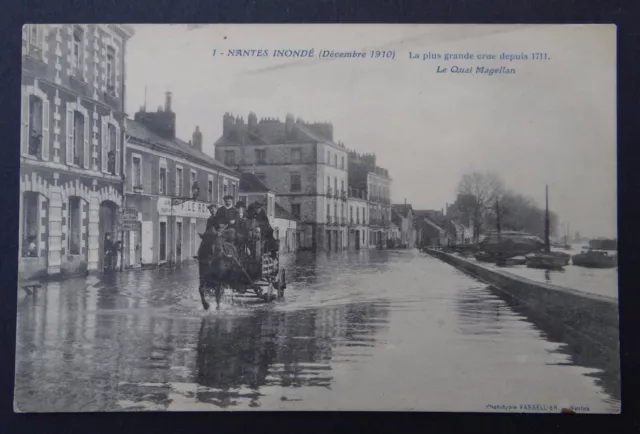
top-left (572, 249), bottom-right (617, 268)
top-left (526, 185), bottom-right (570, 270)
top-left (588, 238), bottom-right (617, 251)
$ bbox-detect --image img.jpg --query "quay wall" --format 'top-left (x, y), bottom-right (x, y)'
top-left (426, 249), bottom-right (619, 353)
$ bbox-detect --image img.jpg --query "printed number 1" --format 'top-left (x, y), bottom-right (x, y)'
top-left (212, 49), bottom-right (217, 56)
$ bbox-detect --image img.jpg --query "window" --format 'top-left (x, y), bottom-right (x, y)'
top-left (191, 170), bottom-right (197, 191)
top-left (176, 167), bottom-right (183, 196)
top-left (107, 125), bottom-right (116, 174)
top-left (159, 164), bottom-right (167, 195)
top-left (256, 149), bottom-right (266, 164)
top-left (350, 206), bottom-right (353, 222)
top-left (356, 207), bottom-right (360, 223)
top-left (334, 177), bottom-right (337, 195)
top-left (208, 178), bottom-right (214, 202)
top-left (23, 25), bottom-right (43, 57)
top-left (21, 192), bottom-right (40, 257)
top-left (341, 156), bottom-right (344, 169)
top-left (72, 111), bottom-right (84, 166)
top-left (68, 197), bottom-right (81, 255)
top-left (327, 151), bottom-right (330, 164)
top-left (326, 203), bottom-right (330, 219)
top-left (240, 195), bottom-right (248, 205)
top-left (106, 46), bottom-right (116, 94)
top-left (176, 221), bottom-right (183, 260)
top-left (132, 155), bottom-right (142, 188)
top-left (334, 154), bottom-right (337, 167)
top-left (232, 183), bottom-right (237, 200)
top-left (291, 148), bottom-right (301, 163)
top-left (334, 204), bottom-right (338, 222)
top-left (224, 150), bottom-right (235, 165)
top-left (326, 176), bottom-right (330, 194)
top-left (290, 173), bottom-right (301, 192)
top-left (159, 221), bottom-right (167, 261)
top-left (341, 179), bottom-right (345, 195)
top-left (291, 204), bottom-right (301, 220)
top-left (223, 181), bottom-right (228, 197)
top-left (72, 26), bottom-right (84, 79)
top-left (28, 96), bottom-right (43, 157)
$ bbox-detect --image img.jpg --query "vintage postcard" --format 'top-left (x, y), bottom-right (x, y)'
top-left (15, 24), bottom-right (618, 413)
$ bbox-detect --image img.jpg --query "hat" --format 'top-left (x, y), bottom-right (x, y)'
top-left (223, 195), bottom-right (234, 201)
top-left (235, 201), bottom-right (246, 209)
top-left (207, 203), bottom-right (217, 210)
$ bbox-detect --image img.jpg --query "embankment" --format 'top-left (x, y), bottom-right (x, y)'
top-left (426, 249), bottom-right (619, 353)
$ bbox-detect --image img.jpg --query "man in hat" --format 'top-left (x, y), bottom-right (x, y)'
top-left (252, 201), bottom-right (278, 254)
top-left (205, 203), bottom-right (218, 233)
top-left (215, 195), bottom-right (239, 242)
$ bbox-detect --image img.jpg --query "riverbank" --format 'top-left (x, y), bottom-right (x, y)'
top-left (424, 249), bottom-right (619, 354)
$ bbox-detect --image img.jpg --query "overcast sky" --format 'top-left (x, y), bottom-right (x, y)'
top-left (124, 24), bottom-right (616, 238)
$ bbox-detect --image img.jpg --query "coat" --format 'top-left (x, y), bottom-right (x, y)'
top-left (215, 206), bottom-right (239, 229)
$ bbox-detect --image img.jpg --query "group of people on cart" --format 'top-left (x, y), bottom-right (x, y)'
top-left (205, 195), bottom-right (279, 260)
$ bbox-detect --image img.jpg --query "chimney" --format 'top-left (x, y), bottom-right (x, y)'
top-left (192, 126), bottom-right (203, 152)
top-left (134, 91), bottom-right (176, 139)
top-left (165, 91), bottom-right (172, 112)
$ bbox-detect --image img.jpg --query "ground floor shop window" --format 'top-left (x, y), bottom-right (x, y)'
top-left (68, 196), bottom-right (82, 255)
top-left (22, 192), bottom-right (39, 257)
top-left (159, 221), bottom-right (167, 261)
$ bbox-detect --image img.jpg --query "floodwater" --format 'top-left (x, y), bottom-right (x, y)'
top-left (14, 249), bottom-right (620, 412)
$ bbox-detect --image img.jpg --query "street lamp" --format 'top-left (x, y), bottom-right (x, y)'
top-left (169, 181), bottom-right (200, 264)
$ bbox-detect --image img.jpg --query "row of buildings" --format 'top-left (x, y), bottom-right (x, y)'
top-left (18, 23), bottom-right (417, 280)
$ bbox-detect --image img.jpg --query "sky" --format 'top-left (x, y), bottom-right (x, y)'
top-left (124, 24), bottom-right (617, 238)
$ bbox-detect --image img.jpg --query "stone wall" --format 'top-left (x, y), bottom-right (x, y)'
top-left (425, 249), bottom-right (619, 353)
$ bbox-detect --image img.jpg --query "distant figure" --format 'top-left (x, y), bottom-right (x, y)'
top-left (104, 233), bottom-right (114, 271)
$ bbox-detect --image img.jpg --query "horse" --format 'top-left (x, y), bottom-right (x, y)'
top-left (196, 227), bottom-right (242, 311)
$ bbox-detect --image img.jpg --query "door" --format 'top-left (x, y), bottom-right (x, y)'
top-left (141, 221), bottom-right (154, 264)
top-left (176, 221), bottom-right (183, 262)
top-left (355, 230), bottom-right (360, 250)
top-left (159, 222), bottom-right (167, 261)
top-left (326, 230), bottom-right (331, 251)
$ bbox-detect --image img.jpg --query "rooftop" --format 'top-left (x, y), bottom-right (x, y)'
top-left (126, 118), bottom-right (239, 177)
top-left (239, 172), bottom-right (272, 193)
top-left (392, 203), bottom-right (413, 217)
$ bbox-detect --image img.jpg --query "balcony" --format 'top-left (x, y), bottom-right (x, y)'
top-left (348, 188), bottom-right (367, 200)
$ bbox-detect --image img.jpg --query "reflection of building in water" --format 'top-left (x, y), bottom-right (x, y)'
top-left (454, 286), bottom-right (504, 336)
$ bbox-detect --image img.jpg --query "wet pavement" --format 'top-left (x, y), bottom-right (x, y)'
top-left (14, 249), bottom-right (620, 412)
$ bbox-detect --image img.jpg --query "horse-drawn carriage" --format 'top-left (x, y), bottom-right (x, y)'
top-left (196, 226), bottom-right (287, 310)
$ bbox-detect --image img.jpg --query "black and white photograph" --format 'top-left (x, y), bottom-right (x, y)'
top-left (15, 24), bottom-right (618, 412)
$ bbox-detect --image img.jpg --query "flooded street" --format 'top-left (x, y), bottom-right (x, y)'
top-left (14, 249), bottom-right (620, 412)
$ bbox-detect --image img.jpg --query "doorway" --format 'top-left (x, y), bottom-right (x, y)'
top-left (176, 221), bottom-right (183, 262)
top-left (98, 200), bottom-right (118, 271)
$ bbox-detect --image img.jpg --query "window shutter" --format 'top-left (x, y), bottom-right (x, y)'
top-left (21, 88), bottom-right (29, 155)
top-left (101, 118), bottom-right (108, 172)
top-left (66, 108), bottom-right (74, 164)
top-left (42, 99), bottom-right (50, 160)
top-left (83, 113), bottom-right (90, 168)
top-left (115, 127), bottom-right (121, 175)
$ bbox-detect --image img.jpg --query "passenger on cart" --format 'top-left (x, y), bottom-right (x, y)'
top-left (205, 203), bottom-right (218, 233)
top-left (234, 201), bottom-right (252, 257)
top-left (250, 201), bottom-right (279, 258)
top-left (215, 195), bottom-right (238, 242)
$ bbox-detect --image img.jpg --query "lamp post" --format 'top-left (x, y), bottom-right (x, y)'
top-left (169, 182), bottom-right (200, 264)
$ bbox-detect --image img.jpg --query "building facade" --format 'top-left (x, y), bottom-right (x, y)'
top-left (214, 113), bottom-right (348, 252)
top-left (346, 193), bottom-right (368, 250)
top-left (391, 203), bottom-right (416, 248)
top-left (347, 151), bottom-right (392, 249)
top-left (124, 94), bottom-right (240, 267)
top-left (19, 24), bottom-right (134, 279)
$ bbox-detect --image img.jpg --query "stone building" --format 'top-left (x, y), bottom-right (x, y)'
top-left (214, 113), bottom-right (349, 251)
top-left (19, 24), bottom-right (134, 279)
top-left (391, 203), bottom-right (416, 248)
top-left (347, 151), bottom-right (392, 248)
top-left (124, 93), bottom-right (240, 266)
top-left (346, 193), bottom-right (368, 250)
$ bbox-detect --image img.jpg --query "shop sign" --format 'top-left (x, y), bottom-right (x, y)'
top-left (157, 197), bottom-right (211, 219)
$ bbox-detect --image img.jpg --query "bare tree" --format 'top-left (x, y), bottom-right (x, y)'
top-left (456, 171), bottom-right (505, 243)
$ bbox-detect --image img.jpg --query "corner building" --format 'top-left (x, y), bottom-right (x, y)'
top-left (125, 94), bottom-right (240, 267)
top-left (214, 113), bottom-right (349, 251)
top-left (19, 24), bottom-right (134, 279)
